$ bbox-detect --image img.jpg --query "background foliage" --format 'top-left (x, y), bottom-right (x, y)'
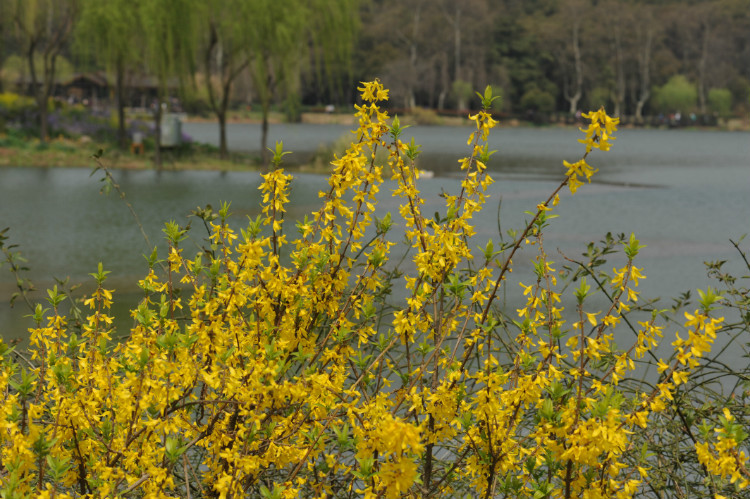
top-left (0, 0), bottom-right (748, 123)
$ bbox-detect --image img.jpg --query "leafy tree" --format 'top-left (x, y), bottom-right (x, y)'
top-left (2, 0), bottom-right (749, 127)
top-left (0, 54), bottom-right (75, 91)
top-left (10, 0), bottom-right (79, 141)
top-left (240, 0), bottom-right (308, 166)
top-left (370, 0), bottom-right (425, 109)
top-left (305, 0), bottom-right (361, 106)
top-left (76, 0), bottom-right (143, 149)
top-left (595, 0), bottom-right (629, 117)
top-left (727, 76), bottom-right (750, 113)
top-left (662, 1), bottom-right (732, 115)
top-left (551, 0), bottom-right (588, 114)
top-left (488, 12), bottom-right (553, 114)
top-left (653, 74), bottom-right (697, 114)
top-left (238, 0), bottom-right (358, 165)
top-left (438, 0), bottom-right (491, 110)
top-left (194, 0), bottom-right (250, 159)
top-left (452, 79), bottom-right (473, 111)
top-left (139, 0), bottom-right (196, 168)
top-left (195, 0), bottom-right (359, 161)
top-left (708, 87), bottom-right (732, 117)
top-left (520, 84), bottom-right (555, 113)
top-left (0, 1), bottom-right (10, 92)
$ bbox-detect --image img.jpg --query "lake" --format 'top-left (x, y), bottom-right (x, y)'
top-left (1, 124), bottom-right (748, 356)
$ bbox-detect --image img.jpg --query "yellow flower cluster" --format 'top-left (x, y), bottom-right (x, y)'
top-left (563, 107), bottom-right (619, 194)
top-left (0, 82), bottom-right (739, 499)
top-left (695, 408), bottom-right (750, 493)
top-left (579, 107), bottom-right (620, 153)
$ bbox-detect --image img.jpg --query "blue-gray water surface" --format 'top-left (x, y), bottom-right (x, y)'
top-left (1, 124), bottom-right (748, 365)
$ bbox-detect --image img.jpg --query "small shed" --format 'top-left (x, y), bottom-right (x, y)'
top-left (63, 72), bottom-right (110, 103)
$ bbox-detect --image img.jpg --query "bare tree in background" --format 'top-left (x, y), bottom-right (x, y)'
top-left (633, 5), bottom-right (656, 122)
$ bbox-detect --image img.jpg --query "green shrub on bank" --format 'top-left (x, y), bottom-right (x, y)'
top-left (0, 92), bottom-right (37, 132)
top-left (653, 75), bottom-right (698, 114)
top-left (709, 88), bottom-right (733, 118)
top-left (0, 81), bottom-right (748, 498)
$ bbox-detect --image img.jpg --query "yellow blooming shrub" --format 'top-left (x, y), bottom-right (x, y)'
top-left (1, 81), bottom-right (748, 498)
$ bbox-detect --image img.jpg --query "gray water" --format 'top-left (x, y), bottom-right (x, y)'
top-left (1, 125), bottom-right (749, 356)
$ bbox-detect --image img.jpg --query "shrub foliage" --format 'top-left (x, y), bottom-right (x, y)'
top-left (1, 81), bottom-right (748, 498)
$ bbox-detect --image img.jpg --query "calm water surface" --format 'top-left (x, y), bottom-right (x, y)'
top-left (1, 125), bottom-right (748, 356)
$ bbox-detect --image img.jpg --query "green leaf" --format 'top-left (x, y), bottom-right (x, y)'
top-left (697, 286), bottom-right (723, 312)
top-left (624, 233), bottom-right (646, 259)
top-left (269, 141), bottom-right (292, 167)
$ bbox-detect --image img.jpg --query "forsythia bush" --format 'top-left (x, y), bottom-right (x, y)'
top-left (0, 92), bottom-right (37, 131)
top-left (1, 81), bottom-right (748, 498)
top-left (0, 92), bottom-right (36, 114)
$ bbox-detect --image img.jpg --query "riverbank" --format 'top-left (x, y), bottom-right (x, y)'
top-left (0, 138), bottom-right (344, 173)
top-left (1, 113), bottom-right (747, 172)
top-left (181, 109), bottom-right (469, 127)
top-left (184, 108), bottom-right (750, 130)
top-left (0, 138), bottom-right (253, 171)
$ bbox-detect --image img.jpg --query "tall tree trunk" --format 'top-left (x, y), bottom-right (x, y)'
top-left (18, 3), bottom-right (75, 142)
top-left (217, 77), bottom-right (235, 159)
top-left (453, 6), bottom-right (461, 83)
top-left (0, 16), bottom-right (4, 94)
top-left (206, 23), bottom-right (228, 159)
top-left (204, 22), bottom-right (247, 160)
top-left (26, 41), bottom-right (50, 141)
top-left (407, 2), bottom-right (421, 110)
top-left (154, 99), bottom-right (162, 169)
top-left (635, 27), bottom-right (653, 123)
top-left (258, 60), bottom-right (274, 167)
top-left (453, 5), bottom-right (464, 110)
top-left (437, 52), bottom-right (449, 111)
top-left (43, 51), bottom-right (57, 141)
top-left (564, 20), bottom-right (583, 115)
top-left (441, 1), bottom-right (465, 110)
top-left (38, 96), bottom-right (49, 142)
top-left (116, 56), bottom-right (127, 150)
top-left (697, 24), bottom-right (709, 115)
top-left (613, 22), bottom-right (625, 117)
top-left (261, 101), bottom-right (270, 167)
top-left (218, 109), bottom-right (228, 159)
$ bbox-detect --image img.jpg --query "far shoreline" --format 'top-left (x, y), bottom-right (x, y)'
top-left (1, 113), bottom-right (747, 172)
top-left (185, 110), bottom-right (750, 131)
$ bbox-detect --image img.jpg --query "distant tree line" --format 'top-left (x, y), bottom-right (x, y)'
top-left (0, 0), bottom-right (747, 152)
top-left (357, 0), bottom-right (750, 122)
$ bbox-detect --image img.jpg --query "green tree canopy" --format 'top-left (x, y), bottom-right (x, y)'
top-left (76, 0), bottom-right (144, 148)
top-left (139, 0), bottom-right (197, 167)
top-left (10, 0), bottom-right (79, 141)
top-left (653, 75), bottom-right (698, 113)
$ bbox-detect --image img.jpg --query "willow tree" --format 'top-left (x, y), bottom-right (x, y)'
top-left (195, 0), bottom-right (249, 159)
top-left (139, 0), bottom-right (196, 168)
top-left (76, 0), bottom-right (143, 149)
top-left (239, 0), bottom-right (359, 166)
top-left (11, 0), bottom-right (78, 141)
top-left (0, 1), bottom-right (10, 93)
top-left (306, 0), bottom-right (360, 107)
top-left (236, 0), bottom-right (306, 166)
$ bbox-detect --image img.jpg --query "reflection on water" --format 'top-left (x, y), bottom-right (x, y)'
top-left (1, 127), bottom-right (748, 356)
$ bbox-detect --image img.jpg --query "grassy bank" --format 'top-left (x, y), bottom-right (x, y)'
top-left (0, 133), bottom-right (265, 171)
